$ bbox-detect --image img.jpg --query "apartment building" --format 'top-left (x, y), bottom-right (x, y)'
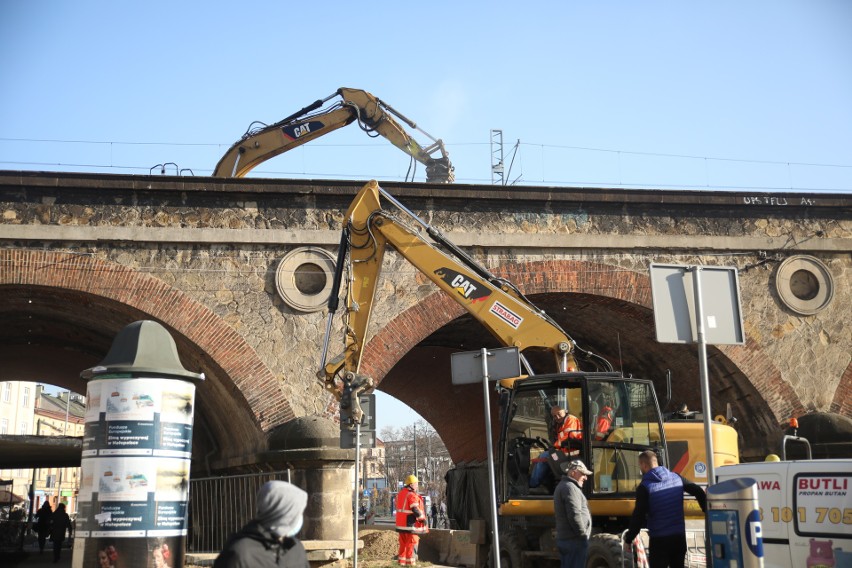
top-left (0, 382), bottom-right (85, 513)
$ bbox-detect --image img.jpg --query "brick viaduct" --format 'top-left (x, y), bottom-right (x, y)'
top-left (1, 171), bottom-right (849, 470)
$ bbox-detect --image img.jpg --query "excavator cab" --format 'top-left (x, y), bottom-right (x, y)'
top-left (499, 373), bottom-right (666, 512)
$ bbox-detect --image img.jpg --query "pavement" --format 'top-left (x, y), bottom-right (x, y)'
top-left (0, 541), bottom-right (73, 568)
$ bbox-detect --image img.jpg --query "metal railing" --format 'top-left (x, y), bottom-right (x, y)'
top-left (188, 470), bottom-right (292, 553)
top-left (621, 528), bottom-right (707, 568)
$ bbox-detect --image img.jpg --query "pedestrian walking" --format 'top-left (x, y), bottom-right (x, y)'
top-left (430, 502), bottom-right (438, 529)
top-left (50, 502), bottom-right (72, 564)
top-left (214, 480), bottom-right (309, 568)
top-left (395, 474), bottom-right (428, 566)
top-left (35, 500), bottom-right (53, 554)
top-left (623, 450), bottom-right (707, 568)
top-left (553, 459), bottom-right (593, 568)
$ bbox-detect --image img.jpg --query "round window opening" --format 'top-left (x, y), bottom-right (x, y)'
top-left (788, 269), bottom-right (819, 301)
top-left (774, 255), bottom-right (834, 316)
top-left (294, 262), bottom-right (327, 296)
top-left (275, 247), bottom-right (336, 312)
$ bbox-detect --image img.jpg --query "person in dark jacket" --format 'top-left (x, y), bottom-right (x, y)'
top-left (214, 480), bottom-right (309, 568)
top-left (623, 450), bottom-right (707, 568)
top-left (553, 459), bottom-right (593, 568)
top-left (35, 500), bottom-right (53, 553)
top-left (50, 502), bottom-right (72, 563)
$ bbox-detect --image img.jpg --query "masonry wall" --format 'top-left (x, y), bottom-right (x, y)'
top-left (1, 173), bottom-right (849, 463)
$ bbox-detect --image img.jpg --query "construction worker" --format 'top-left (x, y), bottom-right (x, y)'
top-left (395, 474), bottom-right (429, 565)
top-left (530, 405), bottom-right (583, 489)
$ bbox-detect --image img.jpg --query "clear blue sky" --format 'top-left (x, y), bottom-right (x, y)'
top-left (1, 1), bottom-right (850, 191)
top-left (2, 2), bottom-right (850, 430)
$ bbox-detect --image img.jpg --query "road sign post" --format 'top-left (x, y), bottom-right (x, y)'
top-left (451, 346), bottom-right (521, 568)
top-left (650, 263), bottom-right (744, 485)
top-left (339, 392), bottom-right (376, 568)
top-left (651, 264), bottom-right (744, 568)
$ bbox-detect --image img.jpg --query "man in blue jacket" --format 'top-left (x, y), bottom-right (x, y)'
top-left (623, 450), bottom-right (706, 568)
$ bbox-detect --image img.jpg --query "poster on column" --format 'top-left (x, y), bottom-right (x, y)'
top-left (82, 378), bottom-right (195, 458)
top-left (73, 534), bottom-right (184, 568)
top-left (73, 376), bottom-right (196, 568)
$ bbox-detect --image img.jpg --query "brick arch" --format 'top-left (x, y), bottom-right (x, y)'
top-left (835, 360), bottom-right (852, 416)
top-left (717, 341), bottom-right (807, 425)
top-left (362, 258), bottom-right (804, 426)
top-left (0, 250), bottom-right (294, 433)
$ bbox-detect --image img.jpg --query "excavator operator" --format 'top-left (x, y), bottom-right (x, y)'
top-left (530, 405), bottom-right (583, 491)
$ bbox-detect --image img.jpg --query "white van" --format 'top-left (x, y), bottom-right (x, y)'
top-left (716, 459), bottom-right (851, 568)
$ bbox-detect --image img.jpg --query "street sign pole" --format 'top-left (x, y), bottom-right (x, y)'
top-left (480, 348), bottom-right (502, 568)
top-left (650, 263), bottom-right (744, 568)
top-left (650, 262), bottom-right (744, 486)
top-left (354, 420), bottom-right (361, 568)
top-left (690, 267), bottom-right (716, 485)
top-left (451, 346), bottom-right (519, 568)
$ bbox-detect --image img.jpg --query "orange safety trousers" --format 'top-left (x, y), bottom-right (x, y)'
top-left (397, 532), bottom-right (419, 565)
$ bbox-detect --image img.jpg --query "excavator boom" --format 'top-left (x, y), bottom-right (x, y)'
top-left (320, 180), bottom-right (591, 401)
top-left (213, 88), bottom-right (454, 182)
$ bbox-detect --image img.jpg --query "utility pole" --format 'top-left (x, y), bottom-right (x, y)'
top-left (413, 424), bottom-right (418, 479)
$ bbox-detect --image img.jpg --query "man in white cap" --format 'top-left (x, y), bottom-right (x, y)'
top-left (553, 459), bottom-right (593, 568)
top-left (214, 480), bottom-right (309, 568)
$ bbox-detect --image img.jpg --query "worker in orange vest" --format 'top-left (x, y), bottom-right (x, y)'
top-left (395, 474), bottom-right (429, 565)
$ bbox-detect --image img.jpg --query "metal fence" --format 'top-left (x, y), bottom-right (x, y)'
top-left (188, 470), bottom-right (292, 553)
top-left (621, 528), bottom-right (707, 568)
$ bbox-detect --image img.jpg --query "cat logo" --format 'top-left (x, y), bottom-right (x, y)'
top-left (434, 268), bottom-right (491, 302)
top-left (281, 120), bottom-right (325, 140)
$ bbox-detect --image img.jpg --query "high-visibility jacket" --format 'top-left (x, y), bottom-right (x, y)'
top-left (554, 414), bottom-right (583, 450)
top-left (594, 405), bottom-right (614, 440)
top-left (395, 487), bottom-right (428, 534)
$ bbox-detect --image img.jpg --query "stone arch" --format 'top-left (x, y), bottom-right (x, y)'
top-left (361, 258), bottom-right (804, 461)
top-left (0, 250), bottom-right (294, 461)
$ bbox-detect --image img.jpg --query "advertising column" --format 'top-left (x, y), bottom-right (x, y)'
top-left (73, 321), bottom-right (204, 568)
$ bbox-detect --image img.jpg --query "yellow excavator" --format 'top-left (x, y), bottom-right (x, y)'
top-left (212, 88), bottom-right (454, 183)
top-left (317, 181), bottom-right (739, 567)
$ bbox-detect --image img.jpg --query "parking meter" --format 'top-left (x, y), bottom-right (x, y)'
top-left (707, 477), bottom-right (763, 568)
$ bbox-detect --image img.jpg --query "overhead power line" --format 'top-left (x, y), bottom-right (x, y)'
top-left (1, 137), bottom-right (851, 192)
top-left (3, 136), bottom-right (851, 170)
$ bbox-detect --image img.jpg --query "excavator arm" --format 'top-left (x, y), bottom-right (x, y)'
top-left (319, 181), bottom-right (615, 421)
top-left (213, 88), bottom-right (454, 183)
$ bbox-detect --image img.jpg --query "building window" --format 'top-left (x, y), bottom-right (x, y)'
top-left (2, 383), bottom-right (10, 403)
top-left (23, 387), bottom-right (30, 407)
top-left (0, 418), bottom-right (7, 434)
top-left (19, 422), bottom-right (28, 435)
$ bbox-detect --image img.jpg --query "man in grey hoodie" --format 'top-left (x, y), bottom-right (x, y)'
top-left (553, 459), bottom-right (593, 568)
top-left (214, 480), bottom-right (310, 568)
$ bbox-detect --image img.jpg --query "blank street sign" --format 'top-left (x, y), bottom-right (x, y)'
top-left (649, 264), bottom-right (744, 345)
top-left (450, 346), bottom-right (521, 385)
top-left (340, 429), bottom-right (376, 449)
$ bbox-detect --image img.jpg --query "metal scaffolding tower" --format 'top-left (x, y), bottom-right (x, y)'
top-left (490, 129), bottom-right (505, 185)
